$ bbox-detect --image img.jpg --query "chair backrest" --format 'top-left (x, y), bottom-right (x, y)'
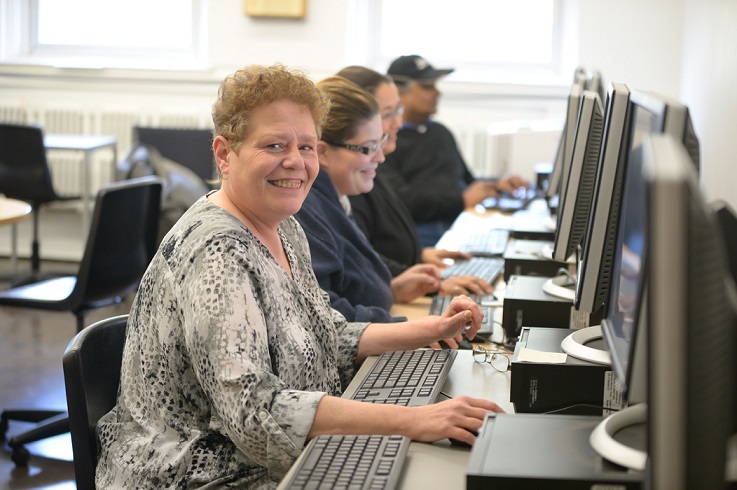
top-left (133, 126), bottom-right (215, 183)
top-left (63, 314), bottom-right (128, 490)
top-left (70, 176), bottom-right (163, 307)
top-left (0, 123), bottom-right (60, 205)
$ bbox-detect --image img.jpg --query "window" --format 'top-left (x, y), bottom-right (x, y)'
top-left (367, 0), bottom-right (572, 85)
top-left (1, 0), bottom-right (206, 70)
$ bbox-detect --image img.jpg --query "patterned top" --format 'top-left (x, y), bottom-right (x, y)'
top-left (96, 195), bottom-right (368, 489)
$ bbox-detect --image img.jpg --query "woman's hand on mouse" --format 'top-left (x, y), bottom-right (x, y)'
top-left (404, 395), bottom-right (505, 446)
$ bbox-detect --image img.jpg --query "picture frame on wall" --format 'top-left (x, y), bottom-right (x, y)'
top-left (244, 0), bottom-right (307, 19)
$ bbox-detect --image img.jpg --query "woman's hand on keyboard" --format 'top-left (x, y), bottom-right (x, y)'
top-left (433, 295), bottom-right (484, 348)
top-left (420, 248), bottom-right (472, 268)
top-left (440, 276), bottom-right (494, 296)
top-left (406, 395), bottom-right (505, 445)
top-left (391, 264), bottom-right (441, 303)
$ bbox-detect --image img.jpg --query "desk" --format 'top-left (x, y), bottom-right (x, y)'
top-left (371, 350), bottom-right (514, 489)
top-left (390, 295), bottom-right (433, 320)
top-left (44, 134), bottom-right (117, 233)
top-left (281, 297), bottom-right (514, 489)
top-left (0, 197), bottom-right (32, 276)
top-left (278, 350), bottom-right (514, 490)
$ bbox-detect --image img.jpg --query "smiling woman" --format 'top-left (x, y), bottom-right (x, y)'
top-left (294, 75), bottom-right (447, 324)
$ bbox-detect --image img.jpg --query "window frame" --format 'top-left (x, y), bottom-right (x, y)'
top-left (0, 0), bottom-right (207, 71)
top-left (363, 0), bottom-right (576, 87)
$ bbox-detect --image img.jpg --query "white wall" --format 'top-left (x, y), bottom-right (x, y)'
top-left (576, 0), bottom-right (684, 98)
top-left (0, 0), bottom-right (734, 208)
top-left (207, 0), bottom-right (351, 79)
top-left (680, 0), bottom-right (737, 210)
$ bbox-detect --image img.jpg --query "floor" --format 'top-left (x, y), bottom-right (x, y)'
top-left (0, 207), bottom-right (132, 489)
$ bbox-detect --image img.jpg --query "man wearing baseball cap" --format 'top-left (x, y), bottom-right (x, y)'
top-left (381, 55), bottom-right (527, 247)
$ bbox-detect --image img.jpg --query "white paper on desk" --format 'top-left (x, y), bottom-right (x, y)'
top-left (516, 347), bottom-right (567, 364)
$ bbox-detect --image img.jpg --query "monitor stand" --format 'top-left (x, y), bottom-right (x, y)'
top-left (560, 324), bottom-right (611, 365)
top-left (541, 243), bottom-right (554, 260)
top-left (540, 243), bottom-right (576, 264)
top-left (540, 243), bottom-right (576, 303)
top-left (542, 273), bottom-right (575, 301)
top-left (589, 403), bottom-right (648, 471)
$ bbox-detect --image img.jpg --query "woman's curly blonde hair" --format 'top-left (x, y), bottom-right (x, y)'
top-left (212, 64), bottom-right (331, 154)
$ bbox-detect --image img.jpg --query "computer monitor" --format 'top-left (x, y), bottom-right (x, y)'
top-left (585, 70), bottom-right (605, 103)
top-left (627, 90), bottom-right (700, 172)
top-left (712, 201), bottom-right (737, 287)
top-left (546, 84), bottom-right (584, 200)
top-left (590, 134), bottom-right (736, 489)
top-left (574, 83), bottom-right (632, 315)
top-left (551, 90), bottom-right (604, 263)
top-left (574, 88), bottom-right (701, 316)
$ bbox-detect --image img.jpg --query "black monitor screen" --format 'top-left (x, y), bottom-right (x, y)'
top-left (629, 104), bottom-right (662, 154)
top-left (600, 109), bottom-right (651, 397)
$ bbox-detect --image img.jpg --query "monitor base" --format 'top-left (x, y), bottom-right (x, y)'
top-left (589, 403), bottom-right (647, 471)
top-left (560, 325), bottom-right (611, 365)
top-left (542, 274), bottom-right (576, 301)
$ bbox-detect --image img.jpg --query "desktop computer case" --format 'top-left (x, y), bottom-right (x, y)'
top-left (466, 413), bottom-right (643, 489)
top-left (502, 275), bottom-right (603, 340)
top-left (510, 327), bottom-right (622, 415)
top-left (503, 239), bottom-right (573, 281)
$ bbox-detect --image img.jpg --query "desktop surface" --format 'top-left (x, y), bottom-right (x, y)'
top-left (278, 350), bottom-right (514, 490)
top-left (362, 350), bottom-right (513, 490)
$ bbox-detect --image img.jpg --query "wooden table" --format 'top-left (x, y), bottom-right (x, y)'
top-left (0, 197), bottom-right (32, 276)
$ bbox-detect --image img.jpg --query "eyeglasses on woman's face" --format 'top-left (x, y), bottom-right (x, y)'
top-left (323, 133), bottom-right (388, 157)
top-left (472, 345), bottom-right (511, 373)
top-left (381, 104), bottom-right (404, 121)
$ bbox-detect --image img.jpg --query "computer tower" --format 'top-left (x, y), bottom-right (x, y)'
top-left (502, 239), bottom-right (574, 282)
top-left (466, 413), bottom-right (643, 489)
top-left (510, 327), bottom-right (624, 415)
top-left (508, 203), bottom-right (556, 241)
top-left (502, 275), bottom-right (600, 341)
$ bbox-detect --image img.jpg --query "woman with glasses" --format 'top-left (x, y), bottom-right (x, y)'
top-left (339, 66), bottom-right (495, 296)
top-left (295, 76), bottom-right (447, 324)
top-left (96, 65), bottom-right (503, 489)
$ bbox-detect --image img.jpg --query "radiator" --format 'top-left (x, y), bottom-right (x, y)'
top-left (0, 104), bottom-right (211, 197)
top-left (457, 122), bottom-right (563, 181)
top-left (0, 102), bottom-right (561, 196)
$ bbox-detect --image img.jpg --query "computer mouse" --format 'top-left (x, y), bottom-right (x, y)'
top-left (448, 429), bottom-right (478, 448)
top-left (439, 337), bottom-right (473, 350)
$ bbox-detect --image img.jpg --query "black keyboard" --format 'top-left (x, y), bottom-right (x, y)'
top-left (429, 293), bottom-right (497, 335)
top-left (455, 228), bottom-right (510, 256)
top-left (441, 256), bottom-right (504, 284)
top-left (350, 349), bottom-right (457, 406)
top-left (283, 434), bottom-right (410, 490)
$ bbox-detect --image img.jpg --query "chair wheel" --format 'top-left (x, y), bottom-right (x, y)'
top-left (11, 445), bottom-right (31, 466)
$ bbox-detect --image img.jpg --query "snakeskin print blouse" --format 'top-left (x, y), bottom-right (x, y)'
top-left (96, 195), bottom-right (368, 489)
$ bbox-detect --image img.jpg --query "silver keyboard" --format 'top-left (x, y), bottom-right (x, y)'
top-left (441, 257), bottom-right (504, 284)
top-left (455, 228), bottom-right (510, 256)
top-left (283, 434), bottom-right (410, 490)
top-left (350, 349), bottom-right (457, 406)
top-left (429, 293), bottom-right (497, 336)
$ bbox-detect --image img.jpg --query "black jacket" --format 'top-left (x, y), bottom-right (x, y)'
top-left (349, 172), bottom-right (421, 277)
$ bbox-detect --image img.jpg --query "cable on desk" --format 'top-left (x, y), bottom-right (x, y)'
top-left (543, 403), bottom-right (621, 415)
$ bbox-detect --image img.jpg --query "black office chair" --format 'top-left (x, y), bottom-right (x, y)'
top-left (0, 123), bottom-right (80, 279)
top-left (0, 176), bottom-right (161, 465)
top-left (133, 126), bottom-right (216, 183)
top-left (63, 314), bottom-right (127, 490)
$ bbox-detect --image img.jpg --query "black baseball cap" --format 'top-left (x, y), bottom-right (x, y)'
top-left (387, 55), bottom-right (454, 83)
